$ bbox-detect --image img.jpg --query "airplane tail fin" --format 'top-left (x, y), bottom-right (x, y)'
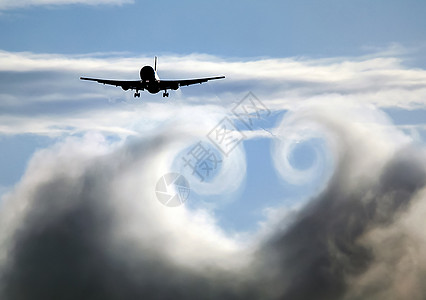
top-left (154, 56), bottom-right (157, 71)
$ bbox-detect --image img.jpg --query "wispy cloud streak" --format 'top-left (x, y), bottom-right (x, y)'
top-left (2, 50), bottom-right (426, 299)
top-left (1, 50), bottom-right (426, 137)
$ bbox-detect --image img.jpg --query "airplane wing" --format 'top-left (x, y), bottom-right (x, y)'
top-left (80, 77), bottom-right (143, 90)
top-left (159, 76), bottom-right (225, 90)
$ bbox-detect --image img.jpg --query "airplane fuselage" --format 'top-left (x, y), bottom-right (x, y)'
top-left (139, 66), bottom-right (160, 94)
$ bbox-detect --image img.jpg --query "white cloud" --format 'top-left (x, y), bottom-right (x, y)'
top-left (1, 49), bottom-right (426, 139)
top-left (0, 0), bottom-right (133, 10)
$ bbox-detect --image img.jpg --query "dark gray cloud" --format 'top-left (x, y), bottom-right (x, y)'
top-left (0, 135), bottom-right (261, 299)
top-left (0, 175), bottom-right (254, 299)
top-left (256, 146), bottom-right (426, 299)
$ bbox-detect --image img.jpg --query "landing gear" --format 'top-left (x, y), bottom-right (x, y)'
top-left (163, 90), bottom-right (169, 98)
top-left (134, 91), bottom-right (141, 98)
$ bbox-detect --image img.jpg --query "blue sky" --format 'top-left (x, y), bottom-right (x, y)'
top-left (1, 0), bottom-right (426, 233)
top-left (2, 0), bottom-right (426, 60)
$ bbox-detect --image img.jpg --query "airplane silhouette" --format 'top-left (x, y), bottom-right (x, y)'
top-left (80, 57), bottom-right (225, 98)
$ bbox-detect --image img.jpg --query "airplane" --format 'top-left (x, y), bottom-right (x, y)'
top-left (80, 57), bottom-right (225, 98)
